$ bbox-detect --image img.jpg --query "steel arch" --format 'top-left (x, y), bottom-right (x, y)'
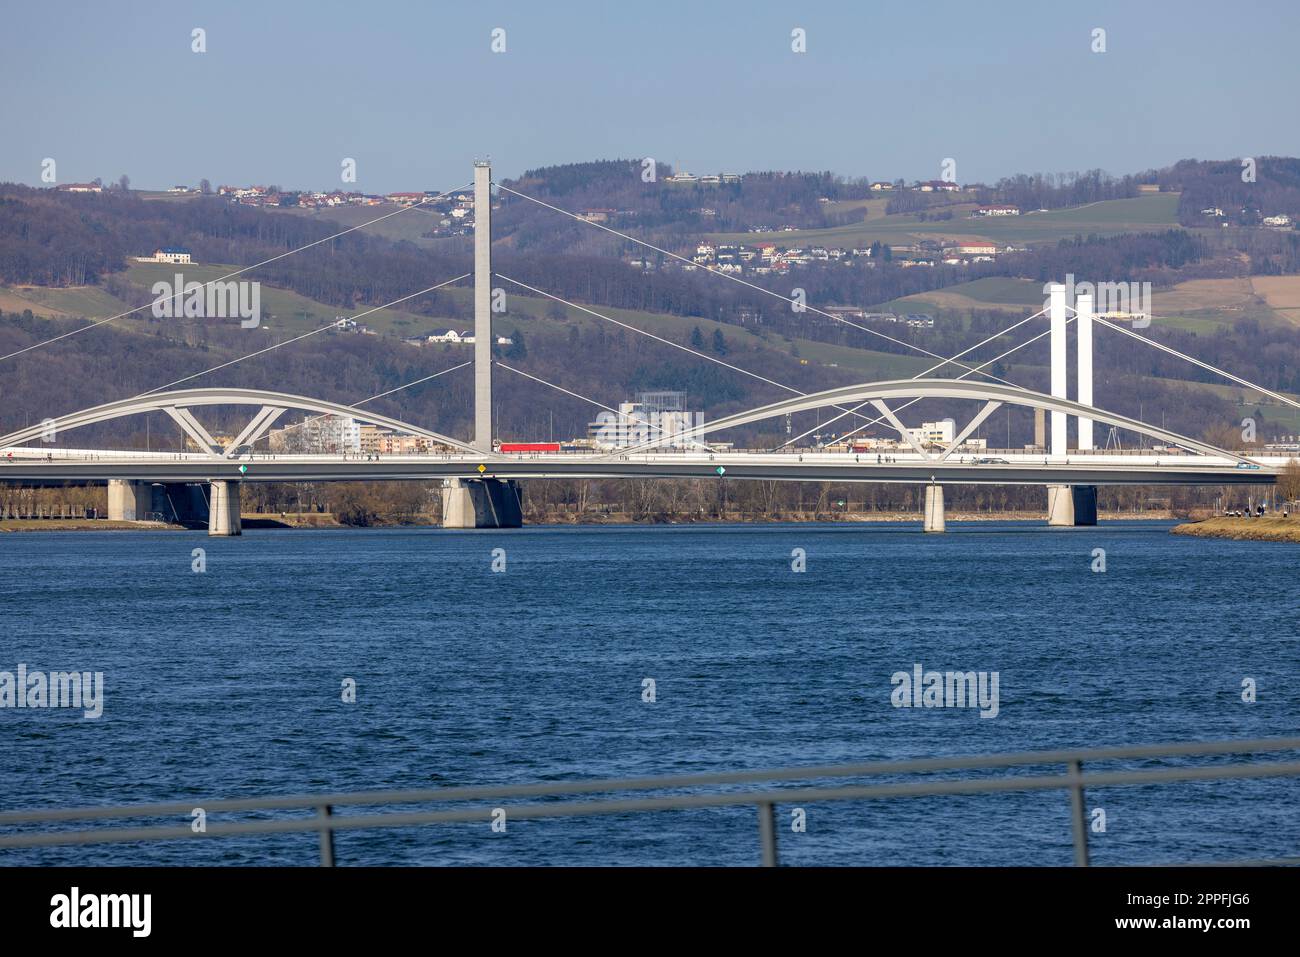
top-left (620, 378), bottom-right (1246, 462)
top-left (0, 388), bottom-right (478, 455)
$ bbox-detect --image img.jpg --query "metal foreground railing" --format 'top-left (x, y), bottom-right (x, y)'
top-left (1, 738), bottom-right (1298, 867)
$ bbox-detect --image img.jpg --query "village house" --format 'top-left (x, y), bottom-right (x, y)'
top-left (413, 330), bottom-right (514, 346)
top-left (948, 241), bottom-right (998, 257)
top-left (136, 246), bottom-right (192, 264)
top-left (912, 180), bottom-right (961, 192)
top-left (427, 329), bottom-right (473, 343)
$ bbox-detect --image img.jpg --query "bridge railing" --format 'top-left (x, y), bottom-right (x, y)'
top-left (1, 737), bottom-right (1297, 866)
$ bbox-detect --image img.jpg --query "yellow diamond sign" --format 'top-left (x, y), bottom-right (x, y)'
top-left (477, 464), bottom-right (487, 473)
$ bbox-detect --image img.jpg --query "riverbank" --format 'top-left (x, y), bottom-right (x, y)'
top-left (537, 509), bottom-right (1174, 524)
top-left (0, 518), bottom-right (181, 532)
top-left (0, 513), bottom-right (339, 532)
top-left (1, 509), bottom-right (1179, 531)
top-left (1171, 515), bottom-right (1300, 543)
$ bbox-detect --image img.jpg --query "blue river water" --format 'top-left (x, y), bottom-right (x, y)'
top-left (1, 521), bottom-right (1296, 866)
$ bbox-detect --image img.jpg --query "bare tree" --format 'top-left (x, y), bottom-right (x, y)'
top-left (1279, 458), bottom-right (1300, 508)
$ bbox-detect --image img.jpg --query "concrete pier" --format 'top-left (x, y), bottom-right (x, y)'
top-left (1071, 485), bottom-right (1098, 525)
top-left (923, 484), bottom-right (945, 533)
top-left (441, 478), bottom-right (522, 529)
top-left (1047, 485), bottom-right (1074, 526)
top-left (106, 479), bottom-right (152, 521)
top-left (208, 480), bottom-right (242, 536)
top-left (1047, 485), bottom-right (1098, 526)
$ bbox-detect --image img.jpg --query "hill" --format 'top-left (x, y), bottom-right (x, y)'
top-left (4, 155), bottom-right (1300, 450)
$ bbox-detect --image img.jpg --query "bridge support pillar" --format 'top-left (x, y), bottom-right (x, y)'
top-left (1048, 485), bottom-right (1097, 526)
top-left (923, 484), bottom-right (945, 533)
top-left (1072, 485), bottom-right (1098, 526)
top-left (107, 479), bottom-right (152, 522)
top-left (441, 478), bottom-right (522, 529)
top-left (1047, 485), bottom-right (1074, 526)
top-left (209, 480), bottom-right (242, 536)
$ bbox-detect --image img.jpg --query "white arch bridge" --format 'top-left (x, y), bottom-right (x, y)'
top-left (0, 382), bottom-right (1285, 534)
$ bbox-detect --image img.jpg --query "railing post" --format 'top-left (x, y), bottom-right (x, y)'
top-left (757, 801), bottom-right (778, 867)
top-left (317, 804), bottom-right (335, 867)
top-left (1067, 760), bottom-right (1090, 867)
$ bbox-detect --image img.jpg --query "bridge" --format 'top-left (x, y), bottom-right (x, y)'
top-left (1, 162), bottom-right (1293, 534)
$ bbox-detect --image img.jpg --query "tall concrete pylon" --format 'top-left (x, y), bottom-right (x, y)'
top-left (1048, 283), bottom-right (1067, 459)
top-left (1076, 292), bottom-right (1094, 450)
top-left (444, 160), bottom-right (523, 529)
top-left (474, 160), bottom-right (492, 453)
top-left (1047, 283), bottom-right (1098, 526)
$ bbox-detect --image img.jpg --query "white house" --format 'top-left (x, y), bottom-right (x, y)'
top-left (427, 329), bottom-right (474, 343)
top-left (138, 246), bottom-right (192, 264)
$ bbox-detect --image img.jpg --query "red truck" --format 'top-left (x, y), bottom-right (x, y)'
top-left (496, 442), bottom-right (561, 453)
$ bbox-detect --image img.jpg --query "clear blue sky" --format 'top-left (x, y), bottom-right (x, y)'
top-left (2, 0), bottom-right (1297, 193)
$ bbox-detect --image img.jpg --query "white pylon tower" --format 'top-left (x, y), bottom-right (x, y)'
top-left (1049, 283), bottom-right (1067, 458)
top-left (1077, 292), bottom-right (1094, 450)
top-left (473, 160), bottom-right (492, 453)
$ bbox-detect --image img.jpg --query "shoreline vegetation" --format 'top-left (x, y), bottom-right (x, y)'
top-left (1170, 515), bottom-right (1300, 543)
top-left (2, 509), bottom-right (1180, 532)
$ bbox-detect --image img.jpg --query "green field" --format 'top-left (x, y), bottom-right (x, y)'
top-left (123, 262), bottom-right (446, 334)
top-left (7, 246), bottom-right (1294, 417)
top-left (135, 190), bottom-right (202, 203)
top-left (272, 203), bottom-right (453, 247)
top-left (433, 285), bottom-right (932, 379)
top-left (706, 193), bottom-right (1182, 248)
top-left (0, 284), bottom-right (132, 319)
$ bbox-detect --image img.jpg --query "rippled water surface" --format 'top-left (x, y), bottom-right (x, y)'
top-left (1, 522), bottom-right (1295, 865)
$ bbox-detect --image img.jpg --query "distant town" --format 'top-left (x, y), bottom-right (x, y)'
top-left (237, 389), bottom-right (985, 459)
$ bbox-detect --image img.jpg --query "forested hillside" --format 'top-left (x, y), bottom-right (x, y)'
top-left (4, 156), bottom-right (1300, 454)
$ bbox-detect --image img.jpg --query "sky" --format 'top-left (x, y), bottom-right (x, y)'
top-left (2, 0), bottom-right (1298, 193)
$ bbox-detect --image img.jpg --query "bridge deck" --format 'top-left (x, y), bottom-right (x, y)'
top-left (0, 448), bottom-right (1284, 486)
